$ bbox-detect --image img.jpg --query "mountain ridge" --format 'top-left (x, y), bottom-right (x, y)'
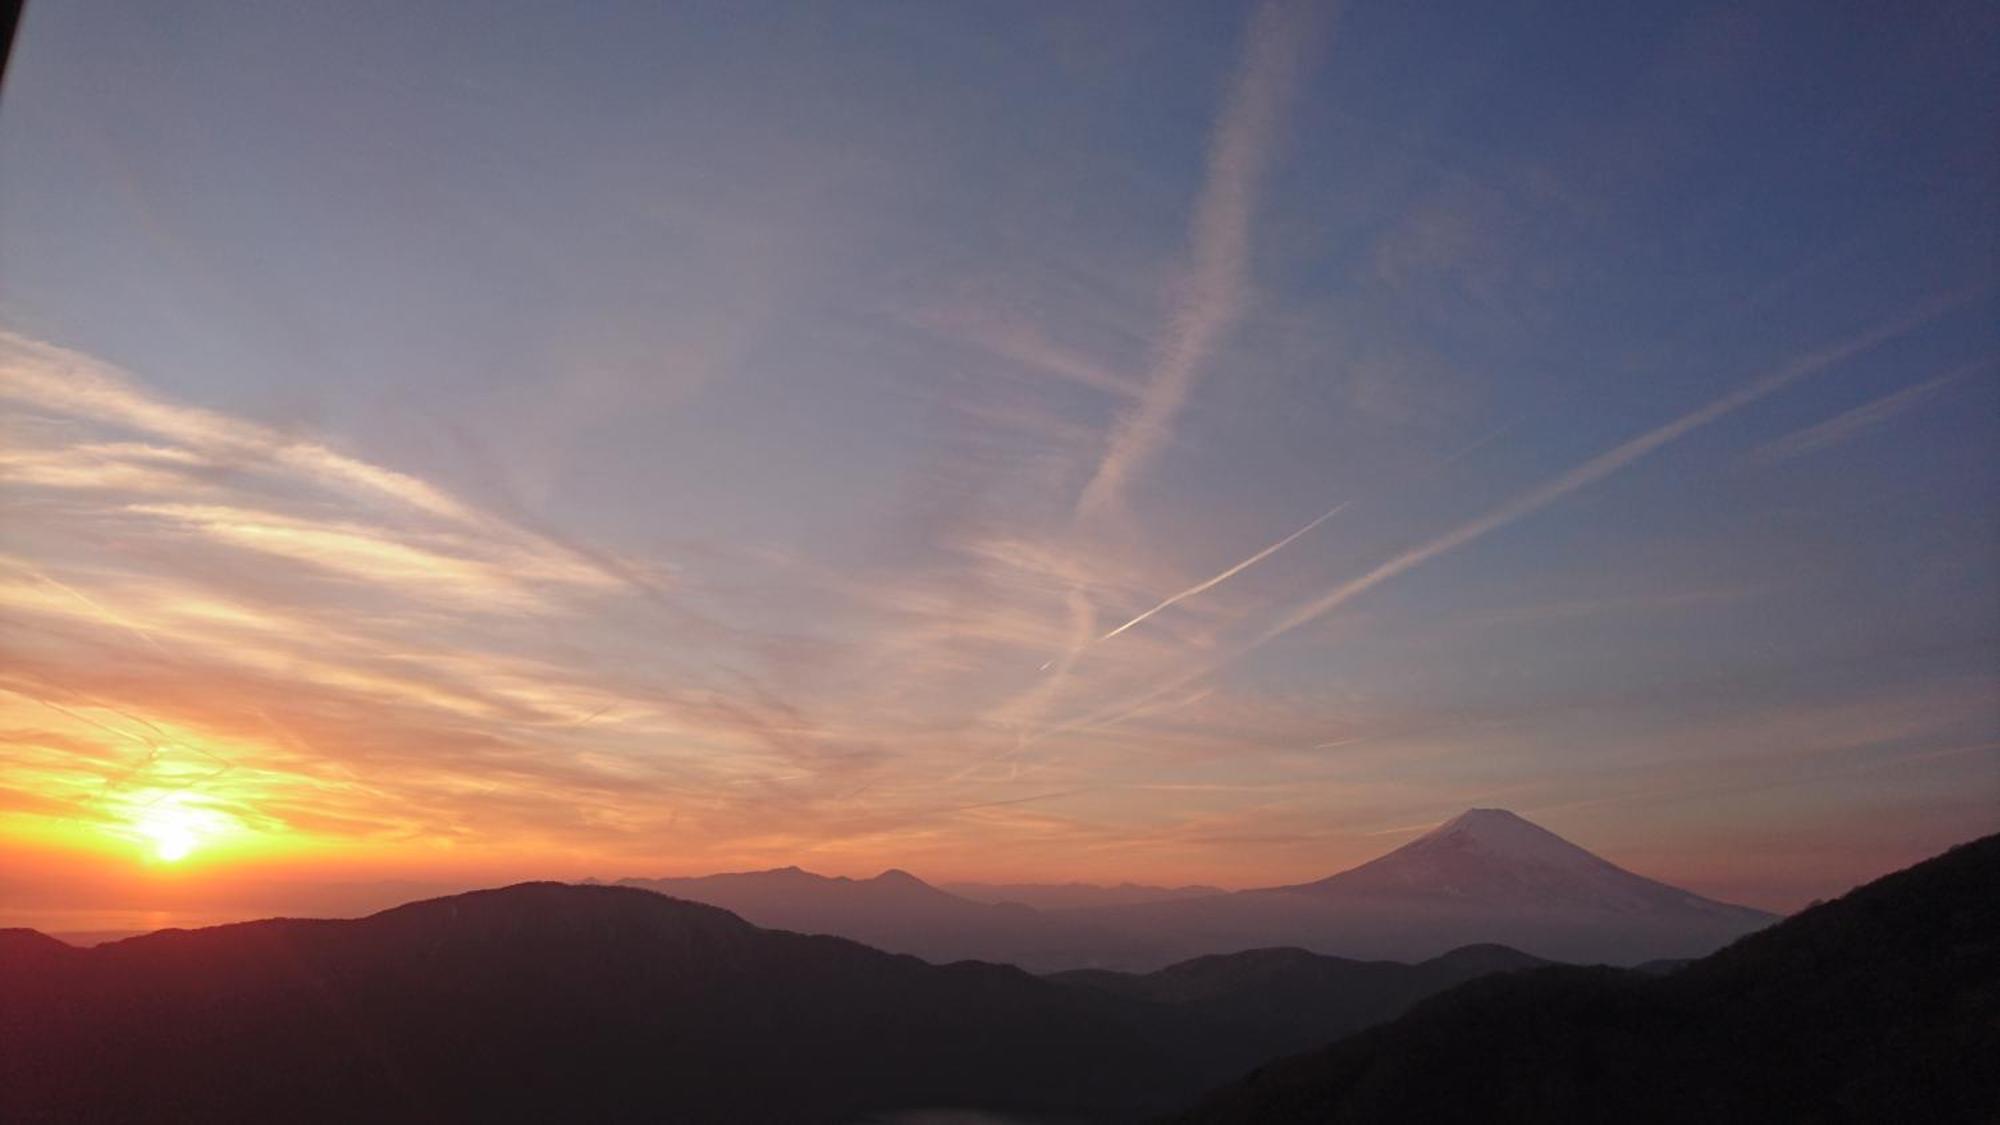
top-left (1171, 831), bottom-right (2000, 1123)
top-left (1271, 808), bottom-right (1772, 921)
top-left (0, 881), bottom-right (1236, 1122)
top-left (0, 881), bottom-right (1565, 1124)
top-left (605, 809), bottom-right (1776, 969)
top-left (945, 879), bottom-right (1229, 910)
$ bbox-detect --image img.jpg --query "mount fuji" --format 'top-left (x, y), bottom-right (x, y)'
top-left (608, 810), bottom-right (1775, 970)
top-left (1276, 808), bottom-right (1770, 919)
top-left (1059, 809), bottom-right (1779, 968)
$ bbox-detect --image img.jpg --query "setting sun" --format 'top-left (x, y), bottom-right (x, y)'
top-left (141, 818), bottom-right (196, 862)
top-left (129, 798), bottom-right (223, 864)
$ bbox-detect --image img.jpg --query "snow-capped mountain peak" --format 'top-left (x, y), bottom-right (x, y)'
top-left (1278, 809), bottom-right (1773, 921)
top-left (1405, 808), bottom-right (1608, 871)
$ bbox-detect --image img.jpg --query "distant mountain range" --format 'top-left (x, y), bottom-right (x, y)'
top-left (1050, 941), bottom-right (1552, 1065)
top-left (615, 864), bottom-right (1096, 969)
top-left (623, 809), bottom-right (1777, 969)
top-left (3, 824), bottom-right (1984, 1120)
top-left (0, 883), bottom-right (1547, 1123)
top-left (3, 830), bottom-right (1991, 1122)
top-left (1235, 807), bottom-right (1776, 963)
top-left (1173, 830), bottom-right (2000, 1123)
top-left (944, 879), bottom-right (1226, 909)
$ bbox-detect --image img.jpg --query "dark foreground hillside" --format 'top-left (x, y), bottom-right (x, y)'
top-left (0, 882), bottom-right (1552, 1124)
top-left (1172, 832), bottom-right (2000, 1124)
top-left (0, 883), bottom-right (1247, 1123)
top-left (1053, 943), bottom-right (1549, 1063)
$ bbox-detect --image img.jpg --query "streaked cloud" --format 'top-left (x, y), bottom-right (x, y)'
top-left (1075, 0), bottom-right (1329, 519)
top-left (920, 304), bottom-right (1145, 400)
top-left (1101, 500), bottom-right (1349, 641)
top-left (1745, 359), bottom-right (1986, 466)
top-left (1243, 295), bottom-right (1970, 656)
top-left (1, 0), bottom-right (1992, 915)
top-left (0, 334), bottom-right (478, 523)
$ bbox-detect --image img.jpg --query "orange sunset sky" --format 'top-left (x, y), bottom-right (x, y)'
top-left (2, 1), bottom-right (1995, 933)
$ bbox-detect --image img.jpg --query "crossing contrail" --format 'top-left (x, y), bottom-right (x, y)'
top-left (1101, 500), bottom-right (1350, 641)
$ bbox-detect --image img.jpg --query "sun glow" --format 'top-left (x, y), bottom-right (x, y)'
top-left (131, 798), bottom-right (222, 864)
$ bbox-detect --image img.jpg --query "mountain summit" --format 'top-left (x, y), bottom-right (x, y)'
top-left (1176, 832), bottom-right (2000, 1123)
top-left (1282, 808), bottom-right (1761, 918)
top-left (1055, 809), bottom-right (1778, 969)
top-left (602, 810), bottom-right (1778, 970)
top-left (0, 883), bottom-right (1248, 1122)
top-left (1217, 808), bottom-right (1778, 962)
top-left (615, 864), bottom-right (1065, 965)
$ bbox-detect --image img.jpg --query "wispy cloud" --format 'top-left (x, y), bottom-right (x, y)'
top-left (0, 332), bottom-right (652, 600)
top-left (1100, 500), bottom-right (1348, 641)
top-left (2, 332), bottom-right (1271, 876)
top-left (984, 0), bottom-right (1333, 764)
top-left (1243, 295), bottom-right (1970, 654)
top-left (920, 305), bottom-right (1145, 400)
top-left (0, 334), bottom-right (478, 524)
top-left (1075, 0), bottom-right (1329, 519)
top-left (1744, 358), bottom-right (1986, 466)
top-left (127, 503), bottom-right (613, 612)
top-left (1028, 296), bottom-right (1974, 741)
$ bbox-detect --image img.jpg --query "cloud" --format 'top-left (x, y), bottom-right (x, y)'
top-left (1100, 500), bottom-right (1348, 641)
top-left (0, 332), bottom-right (653, 600)
top-left (0, 333), bottom-right (1211, 872)
top-left (980, 0), bottom-right (1334, 767)
top-left (0, 333), bottom-right (478, 523)
top-left (1242, 294), bottom-right (1970, 654)
top-left (1074, 0), bottom-right (1329, 519)
top-left (0, 443), bottom-right (206, 494)
top-left (1745, 358), bottom-right (1986, 466)
top-left (1025, 295), bottom-right (1972, 744)
top-left (127, 503), bottom-right (611, 612)
top-left (920, 305), bottom-right (1145, 399)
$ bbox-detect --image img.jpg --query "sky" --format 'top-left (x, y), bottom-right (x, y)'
top-left (1, 0), bottom-right (1995, 928)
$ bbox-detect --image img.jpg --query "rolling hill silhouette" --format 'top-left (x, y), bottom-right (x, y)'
top-left (945, 879), bottom-right (1226, 910)
top-left (1171, 831), bottom-right (2000, 1123)
top-left (614, 810), bottom-right (1776, 970)
top-left (1051, 942), bottom-right (1549, 1063)
top-left (615, 865), bottom-right (1116, 968)
top-left (2, 833), bottom-right (1987, 1121)
top-left (0, 882), bottom-right (1545, 1123)
top-left (0, 883), bottom-right (1232, 1122)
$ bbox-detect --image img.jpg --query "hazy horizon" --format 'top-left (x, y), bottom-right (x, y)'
top-left (2, 0), bottom-right (1995, 933)
top-left (0, 801), bottom-right (1969, 938)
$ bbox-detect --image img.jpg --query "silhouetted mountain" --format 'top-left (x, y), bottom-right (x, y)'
top-left (607, 811), bottom-right (1773, 971)
top-left (946, 880), bottom-right (1227, 910)
top-left (1066, 809), bottom-right (1776, 966)
top-left (0, 880), bottom-right (1577, 1124)
top-left (624, 864), bottom-right (999, 924)
top-left (0, 882), bottom-right (1258, 1123)
top-left (0, 927), bottom-right (71, 964)
top-left (1172, 832), bottom-right (2000, 1123)
top-left (1050, 942), bottom-right (1548, 1061)
top-left (1278, 809), bottom-right (1768, 917)
top-left (616, 865), bottom-right (1129, 969)
top-left (1633, 956), bottom-right (1692, 975)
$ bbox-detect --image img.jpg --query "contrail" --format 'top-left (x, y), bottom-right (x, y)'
top-left (1007, 0), bottom-right (1329, 749)
top-left (1039, 292), bottom-right (1973, 740)
top-left (1096, 410), bottom-right (1525, 645)
top-left (1101, 500), bottom-right (1350, 641)
top-left (1246, 292), bottom-right (1971, 652)
top-left (1745, 355), bottom-right (1989, 466)
top-left (1076, 0), bottom-right (1328, 519)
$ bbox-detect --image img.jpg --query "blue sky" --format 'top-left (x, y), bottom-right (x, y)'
top-left (1, 0), bottom-right (1994, 912)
